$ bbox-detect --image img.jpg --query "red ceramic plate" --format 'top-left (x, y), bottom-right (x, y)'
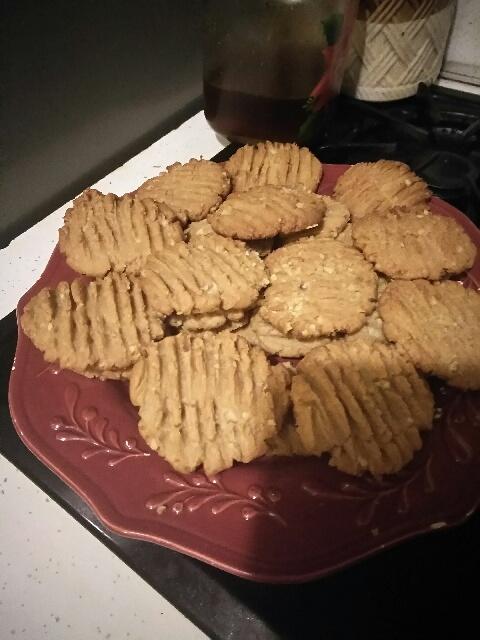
top-left (9, 164), bottom-right (480, 583)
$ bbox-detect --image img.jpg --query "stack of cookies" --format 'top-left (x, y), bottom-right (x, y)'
top-left (21, 142), bottom-right (480, 478)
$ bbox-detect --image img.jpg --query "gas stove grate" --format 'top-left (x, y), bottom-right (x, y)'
top-left (314, 84), bottom-right (480, 224)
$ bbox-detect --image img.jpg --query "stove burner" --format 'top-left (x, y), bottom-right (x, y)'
top-left (412, 151), bottom-right (480, 219)
top-left (413, 151), bottom-right (477, 191)
top-left (314, 84), bottom-right (480, 224)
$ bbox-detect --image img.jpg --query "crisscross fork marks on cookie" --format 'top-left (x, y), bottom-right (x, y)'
top-left (379, 279), bottom-right (480, 390)
top-left (136, 159), bottom-right (231, 222)
top-left (21, 273), bottom-right (164, 379)
top-left (59, 189), bottom-right (183, 277)
top-left (139, 236), bottom-right (268, 317)
top-left (225, 141), bottom-right (322, 192)
top-left (129, 333), bottom-right (278, 475)
top-left (292, 341), bottom-right (434, 476)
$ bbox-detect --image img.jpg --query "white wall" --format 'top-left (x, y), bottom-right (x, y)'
top-left (441, 0), bottom-right (480, 86)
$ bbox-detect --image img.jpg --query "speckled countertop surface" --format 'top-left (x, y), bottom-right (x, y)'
top-left (0, 111), bottom-right (225, 640)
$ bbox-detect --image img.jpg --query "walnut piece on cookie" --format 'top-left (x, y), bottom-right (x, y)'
top-left (261, 239), bottom-right (377, 339)
top-left (135, 159), bottom-right (231, 223)
top-left (21, 273), bottom-right (164, 379)
top-left (208, 185), bottom-right (325, 240)
top-left (59, 190), bottom-right (184, 277)
top-left (281, 196), bottom-right (350, 245)
top-left (225, 141), bottom-right (322, 192)
top-left (379, 279), bottom-right (480, 390)
top-left (292, 340), bottom-right (434, 476)
top-left (139, 235), bottom-right (268, 317)
top-left (129, 333), bottom-right (278, 475)
top-left (334, 160), bottom-right (431, 221)
top-left (352, 208), bottom-right (477, 280)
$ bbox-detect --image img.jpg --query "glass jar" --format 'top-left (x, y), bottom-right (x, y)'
top-left (203, 0), bottom-right (359, 144)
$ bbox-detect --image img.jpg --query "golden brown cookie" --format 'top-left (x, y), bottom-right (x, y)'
top-left (240, 303), bottom-right (385, 357)
top-left (139, 235), bottom-right (268, 317)
top-left (59, 190), bottom-right (184, 277)
top-left (334, 160), bottom-right (431, 221)
top-left (379, 279), bottom-right (480, 390)
top-left (169, 309), bottom-right (247, 332)
top-left (238, 310), bottom-right (331, 357)
top-left (352, 208), bottom-right (476, 280)
top-left (281, 196), bottom-right (350, 245)
top-left (292, 340), bottom-right (434, 476)
top-left (129, 333), bottom-right (277, 475)
top-left (135, 159), bottom-right (231, 223)
top-left (186, 218), bottom-right (273, 256)
top-left (187, 232), bottom-right (249, 254)
top-left (208, 185), bottom-right (325, 240)
top-left (21, 273), bottom-right (164, 379)
top-left (225, 141), bottom-right (322, 193)
top-left (261, 239), bottom-right (377, 339)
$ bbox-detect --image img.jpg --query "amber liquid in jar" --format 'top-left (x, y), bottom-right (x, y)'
top-left (203, 0), bottom-right (357, 144)
top-left (203, 83), bottom-right (309, 144)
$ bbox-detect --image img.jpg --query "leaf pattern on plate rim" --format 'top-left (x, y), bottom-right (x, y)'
top-left (50, 383), bottom-right (151, 467)
top-left (302, 455), bottom-right (435, 528)
top-left (146, 472), bottom-right (286, 526)
top-left (442, 390), bottom-right (480, 464)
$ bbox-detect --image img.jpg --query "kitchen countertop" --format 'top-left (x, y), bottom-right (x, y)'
top-left (0, 111), bottom-right (224, 640)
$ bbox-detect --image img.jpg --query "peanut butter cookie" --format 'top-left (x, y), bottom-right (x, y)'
top-left (225, 141), bottom-right (322, 192)
top-left (292, 340), bottom-right (434, 476)
top-left (281, 196), bottom-right (350, 245)
top-left (139, 235), bottom-right (268, 317)
top-left (129, 333), bottom-right (278, 475)
top-left (379, 279), bottom-right (480, 389)
top-left (21, 273), bottom-right (164, 379)
top-left (261, 239), bottom-right (377, 339)
top-left (208, 185), bottom-right (325, 240)
top-left (169, 309), bottom-right (247, 333)
top-left (334, 160), bottom-right (430, 221)
top-left (136, 159), bottom-right (231, 222)
top-left (352, 208), bottom-right (476, 280)
top-left (59, 190), bottom-right (183, 277)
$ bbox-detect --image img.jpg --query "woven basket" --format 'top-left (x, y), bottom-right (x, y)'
top-left (343, 0), bottom-right (456, 101)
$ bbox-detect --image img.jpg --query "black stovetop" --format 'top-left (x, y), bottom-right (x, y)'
top-left (315, 83), bottom-right (480, 224)
top-left (1, 87), bottom-right (479, 640)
